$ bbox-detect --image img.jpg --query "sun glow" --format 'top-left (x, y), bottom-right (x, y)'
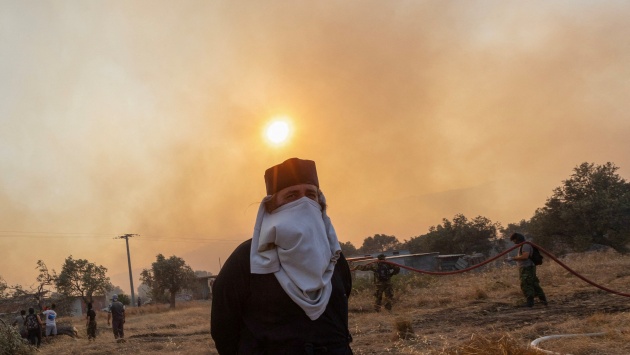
top-left (265, 119), bottom-right (291, 145)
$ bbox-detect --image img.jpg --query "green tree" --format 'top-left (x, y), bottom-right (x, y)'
top-left (404, 214), bottom-right (501, 256)
top-left (359, 234), bottom-right (402, 254)
top-left (117, 293), bottom-right (131, 306)
top-left (33, 260), bottom-right (55, 309)
top-left (55, 256), bottom-right (112, 304)
top-left (339, 241), bottom-right (358, 256)
top-left (501, 219), bottom-right (531, 239)
top-left (530, 162), bottom-right (630, 252)
top-left (0, 261), bottom-right (55, 310)
top-left (140, 254), bottom-right (196, 308)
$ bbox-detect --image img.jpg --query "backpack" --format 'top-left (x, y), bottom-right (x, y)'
top-left (376, 263), bottom-right (390, 281)
top-left (530, 246), bottom-right (543, 265)
top-left (25, 314), bottom-right (39, 330)
top-left (521, 244), bottom-right (543, 265)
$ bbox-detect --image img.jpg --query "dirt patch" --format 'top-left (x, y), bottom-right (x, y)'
top-left (409, 290), bottom-right (629, 337)
top-left (349, 288), bottom-right (630, 354)
top-left (129, 329), bottom-right (210, 339)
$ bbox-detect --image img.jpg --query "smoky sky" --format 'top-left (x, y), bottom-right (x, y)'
top-left (1, 1), bottom-right (629, 292)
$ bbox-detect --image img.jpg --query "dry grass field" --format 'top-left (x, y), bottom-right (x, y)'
top-left (38, 250), bottom-right (630, 355)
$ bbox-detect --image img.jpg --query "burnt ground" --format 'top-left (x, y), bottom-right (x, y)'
top-left (349, 289), bottom-right (630, 354)
top-left (417, 290), bottom-right (629, 335)
top-left (40, 291), bottom-right (628, 354)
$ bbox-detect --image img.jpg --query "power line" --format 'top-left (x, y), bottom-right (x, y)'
top-left (0, 231), bottom-right (116, 235)
top-left (0, 231), bottom-right (117, 239)
top-left (138, 237), bottom-right (242, 243)
top-left (0, 231), bottom-right (244, 243)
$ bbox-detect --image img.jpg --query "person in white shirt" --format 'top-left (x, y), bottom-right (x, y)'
top-left (42, 303), bottom-right (58, 340)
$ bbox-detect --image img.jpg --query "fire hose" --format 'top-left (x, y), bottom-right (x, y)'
top-left (529, 332), bottom-right (608, 355)
top-left (350, 241), bottom-right (630, 298)
top-left (351, 242), bottom-right (630, 354)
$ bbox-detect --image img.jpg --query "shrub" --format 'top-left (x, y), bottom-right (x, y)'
top-left (0, 320), bottom-right (33, 355)
top-left (117, 293), bottom-right (131, 306)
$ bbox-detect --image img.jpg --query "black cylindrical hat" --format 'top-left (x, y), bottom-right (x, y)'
top-left (264, 158), bottom-right (319, 195)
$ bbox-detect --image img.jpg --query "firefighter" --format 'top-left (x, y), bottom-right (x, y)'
top-left (357, 254), bottom-right (400, 312)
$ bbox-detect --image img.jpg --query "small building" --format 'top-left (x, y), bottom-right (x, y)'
top-left (193, 275), bottom-right (217, 300)
top-left (350, 251), bottom-right (439, 278)
top-left (455, 253), bottom-right (486, 270)
top-left (66, 295), bottom-right (108, 316)
top-left (349, 250), bottom-right (488, 278)
top-left (436, 254), bottom-right (466, 271)
top-left (390, 252), bottom-right (440, 274)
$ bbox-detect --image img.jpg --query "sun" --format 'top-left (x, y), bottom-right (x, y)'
top-left (265, 119), bottom-right (291, 145)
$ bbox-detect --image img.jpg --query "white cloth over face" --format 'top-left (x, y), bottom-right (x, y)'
top-left (250, 192), bottom-right (341, 320)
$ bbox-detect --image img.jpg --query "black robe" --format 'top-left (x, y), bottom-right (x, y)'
top-left (211, 239), bottom-right (353, 355)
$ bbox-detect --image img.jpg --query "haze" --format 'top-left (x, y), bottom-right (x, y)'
top-left (1, 1), bottom-right (629, 294)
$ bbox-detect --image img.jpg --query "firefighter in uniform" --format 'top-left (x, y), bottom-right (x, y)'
top-left (357, 254), bottom-right (400, 312)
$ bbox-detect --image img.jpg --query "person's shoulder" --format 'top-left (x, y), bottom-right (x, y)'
top-left (226, 239), bottom-right (253, 262)
top-left (215, 239), bottom-right (253, 281)
top-left (234, 239), bottom-right (252, 254)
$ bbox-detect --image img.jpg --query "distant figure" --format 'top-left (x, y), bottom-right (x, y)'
top-left (137, 297), bottom-right (141, 307)
top-left (86, 302), bottom-right (97, 341)
top-left (211, 158), bottom-right (353, 354)
top-left (24, 307), bottom-right (43, 348)
top-left (107, 294), bottom-right (126, 342)
top-left (507, 233), bottom-right (548, 307)
top-left (42, 303), bottom-right (58, 340)
top-left (356, 254), bottom-right (400, 312)
top-left (12, 309), bottom-right (27, 338)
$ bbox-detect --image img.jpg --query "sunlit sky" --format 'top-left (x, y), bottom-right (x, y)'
top-left (2, 1), bottom-right (629, 294)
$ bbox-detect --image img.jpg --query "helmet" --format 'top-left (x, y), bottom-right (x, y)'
top-left (377, 254), bottom-right (386, 260)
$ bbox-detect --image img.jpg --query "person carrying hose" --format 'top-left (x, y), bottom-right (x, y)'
top-left (356, 254), bottom-right (400, 312)
top-left (507, 233), bottom-right (548, 307)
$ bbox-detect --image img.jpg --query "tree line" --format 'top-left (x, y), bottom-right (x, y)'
top-left (340, 162), bottom-right (630, 257)
top-left (0, 254), bottom-right (198, 310)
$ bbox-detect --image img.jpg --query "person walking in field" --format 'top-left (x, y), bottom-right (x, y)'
top-left (106, 294), bottom-right (126, 342)
top-left (507, 233), bottom-right (548, 307)
top-left (86, 302), bottom-right (97, 341)
top-left (24, 307), bottom-right (43, 348)
top-left (356, 254), bottom-right (400, 312)
top-left (211, 157), bottom-right (353, 354)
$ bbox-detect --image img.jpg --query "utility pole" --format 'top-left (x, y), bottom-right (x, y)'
top-left (118, 234), bottom-right (138, 307)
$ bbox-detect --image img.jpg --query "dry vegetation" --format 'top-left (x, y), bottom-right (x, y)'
top-left (35, 250), bottom-right (630, 354)
top-left (35, 302), bottom-right (212, 354)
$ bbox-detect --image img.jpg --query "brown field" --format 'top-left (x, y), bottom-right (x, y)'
top-left (40, 250), bottom-right (630, 354)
